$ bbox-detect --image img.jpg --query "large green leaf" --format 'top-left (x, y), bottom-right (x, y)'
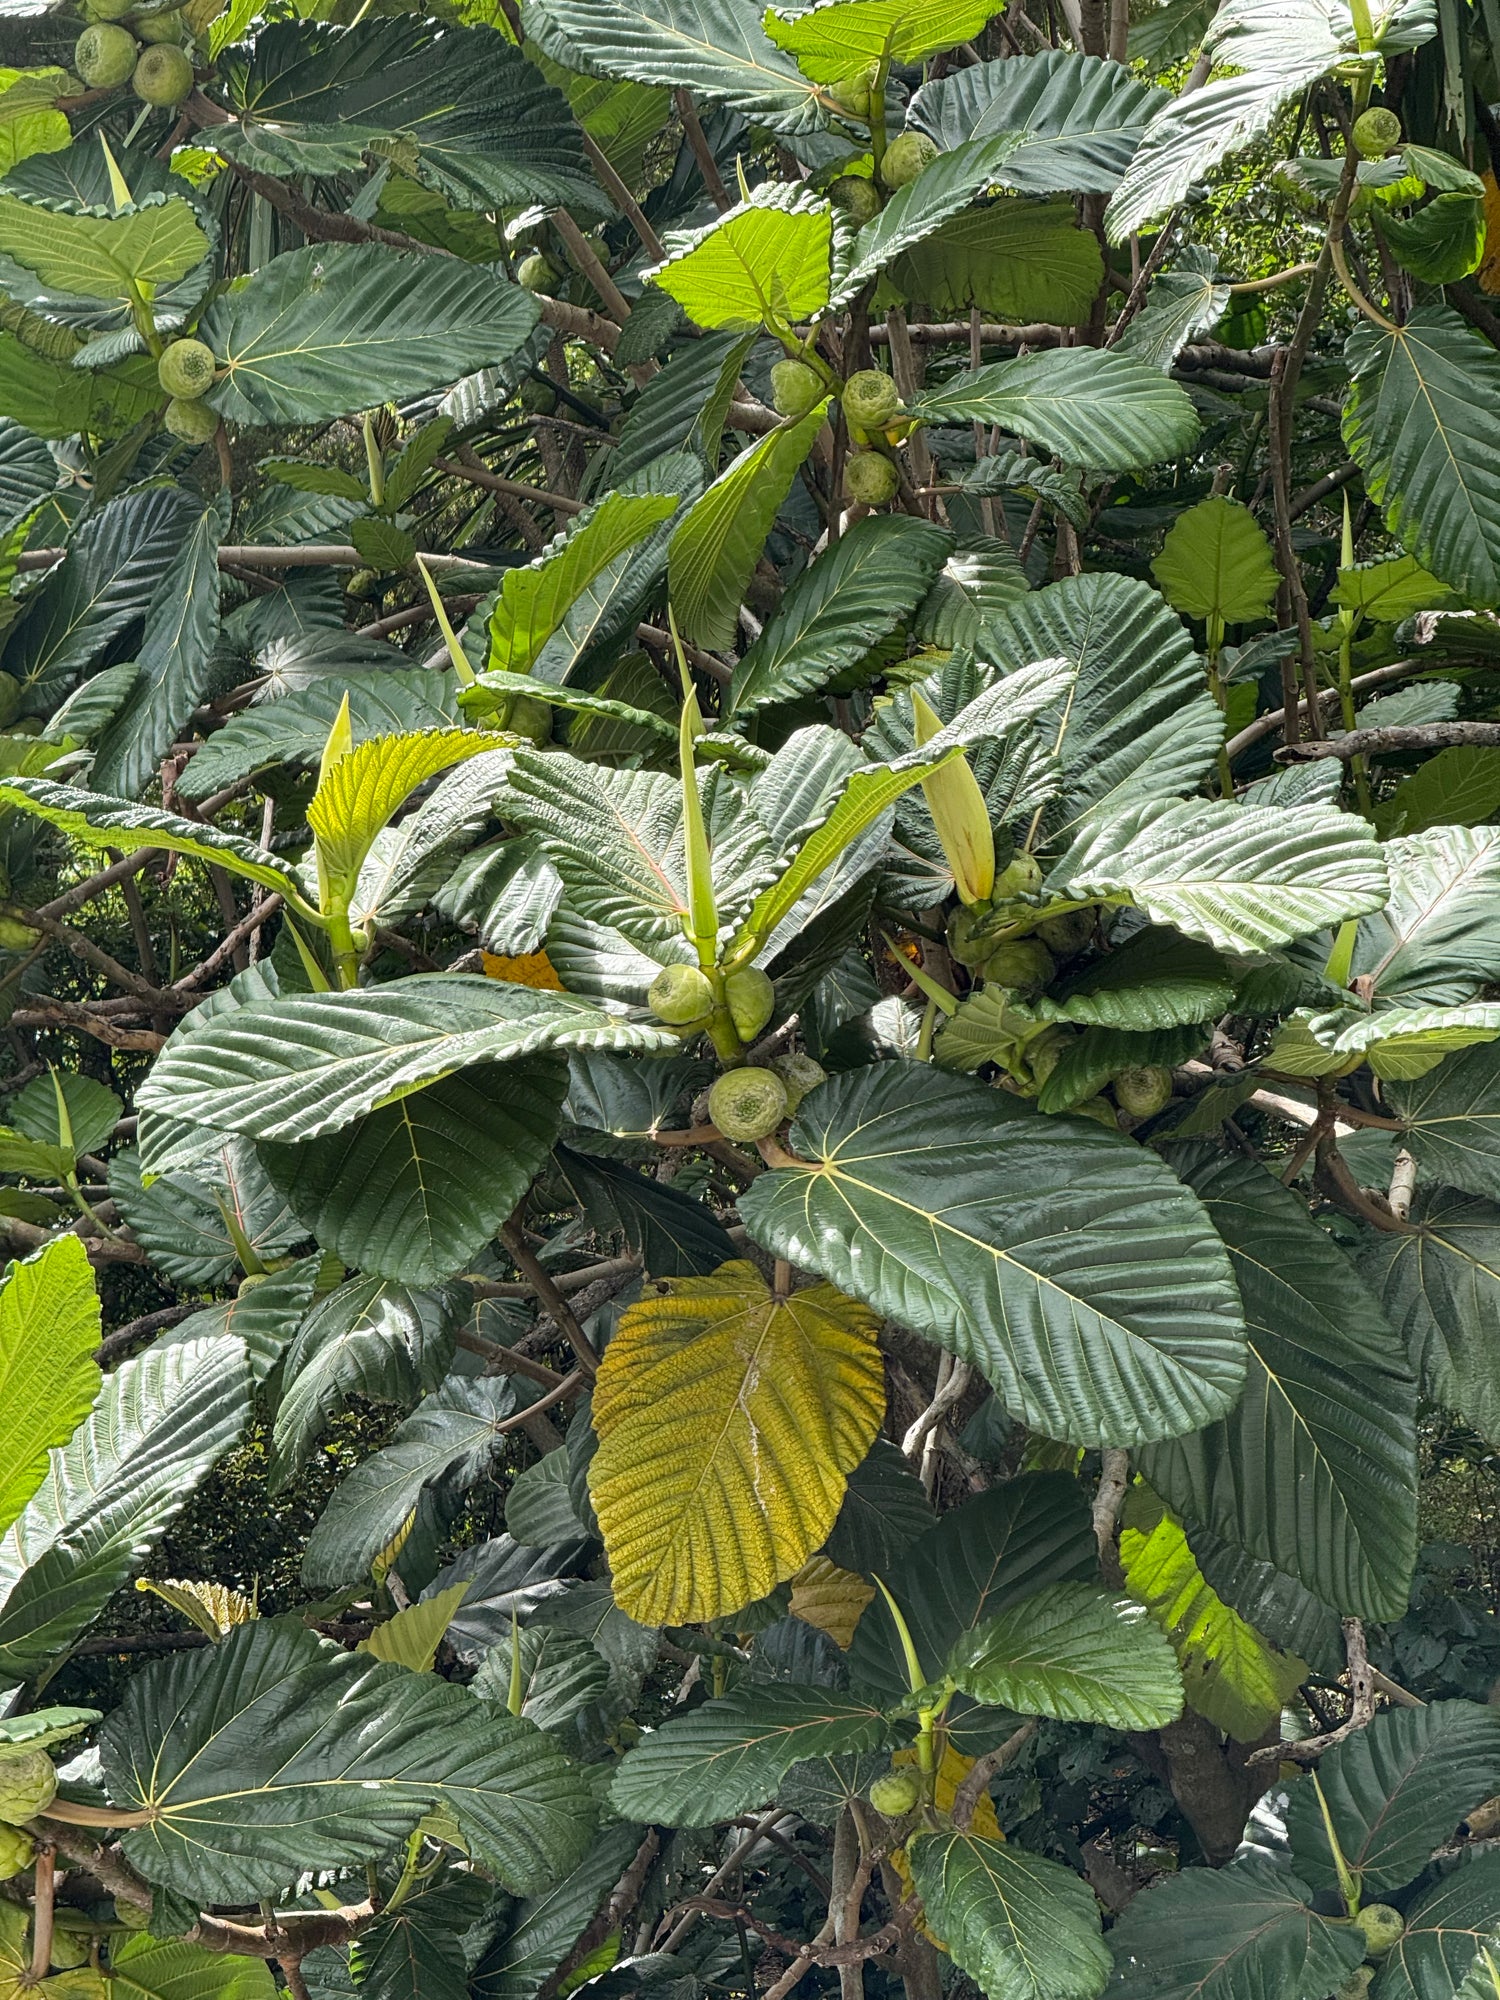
top-left (0, 1335), bottom-right (251, 1678)
top-left (0, 1238), bottom-right (99, 1541)
top-left (947, 1582), bottom-right (1183, 1729)
top-left (1120, 1495), bottom-right (1308, 1741)
top-left (727, 514), bottom-right (953, 718)
top-left (910, 51), bottom-right (1167, 193)
top-left (1352, 827), bottom-right (1500, 1009)
top-left (92, 496), bottom-right (227, 800)
top-left (0, 192), bottom-right (209, 301)
top-left (608, 1686), bottom-right (892, 1825)
top-left (911, 348), bottom-right (1199, 472)
top-left (649, 184), bottom-right (832, 329)
top-left (309, 729), bottom-right (498, 892)
top-left (260, 1060), bottom-right (567, 1287)
top-left (472, 1824), bottom-right (644, 2000)
top-left (1108, 1856), bottom-right (1366, 2000)
top-left (669, 399), bottom-right (829, 650)
top-left (487, 492), bottom-right (680, 677)
top-left (0, 416), bottom-right (55, 536)
top-left (1285, 1702), bottom-right (1500, 1897)
top-left (763, 0), bottom-right (998, 77)
top-left (524, 0), bottom-right (824, 130)
top-left (984, 573), bottom-right (1223, 844)
top-left (348, 1875), bottom-right (491, 2000)
top-left (176, 674), bottom-right (452, 801)
top-left (1151, 496), bottom-right (1278, 626)
top-left (0, 330), bottom-right (160, 441)
top-left (740, 1063), bottom-right (1246, 1447)
top-left (1365, 1186), bottom-right (1500, 1442)
top-left (1139, 1150), bottom-right (1418, 1619)
top-left (200, 245), bottom-right (539, 425)
top-left (1048, 797), bottom-right (1390, 954)
top-left (908, 1829), bottom-right (1111, 2000)
top-left (1376, 1853), bottom-right (1500, 2000)
top-left (833, 136), bottom-right (1030, 302)
top-left (825, 1436), bottom-right (935, 1576)
top-left (1030, 929), bottom-right (1234, 1032)
top-left (609, 332), bottom-right (757, 486)
top-left (1390, 1042), bottom-right (1500, 1202)
top-left (1113, 250), bottom-right (1230, 373)
top-left (101, 1613), bottom-right (595, 1901)
top-left (110, 1138), bottom-right (304, 1289)
top-left (1343, 306), bottom-right (1500, 608)
top-left (882, 197), bottom-right (1105, 325)
top-left (110, 1934), bottom-right (276, 2000)
top-left (135, 976), bottom-right (675, 1144)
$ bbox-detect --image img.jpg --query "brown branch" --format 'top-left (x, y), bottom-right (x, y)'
top-left (1278, 722), bottom-right (1500, 760)
top-left (1092, 1449), bottom-right (1129, 1587)
top-left (1248, 1618), bottom-right (1376, 1768)
top-left (96, 1304), bottom-right (198, 1364)
top-left (173, 896), bottom-right (282, 990)
top-left (500, 1221), bottom-right (600, 1380)
top-left (582, 133), bottom-right (668, 257)
top-left (1288, 459), bottom-right (1359, 521)
top-left (27, 1843), bottom-right (55, 1985)
top-left (434, 455), bottom-right (583, 517)
top-left (1223, 658), bottom-right (1432, 760)
top-left (951, 1719), bottom-right (1039, 1829)
top-left (675, 90), bottom-right (732, 210)
top-left (8, 1000), bottom-right (166, 1053)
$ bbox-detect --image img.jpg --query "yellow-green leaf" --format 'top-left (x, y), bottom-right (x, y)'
top-left (308, 729), bottom-right (502, 891)
top-left (649, 184), bottom-right (833, 329)
top-left (1151, 495), bottom-right (1279, 626)
top-left (486, 491), bottom-right (679, 676)
top-left (589, 1258), bottom-right (885, 1624)
top-left (358, 1582), bottom-right (468, 1672)
top-left (0, 71), bottom-right (70, 178)
top-left (136, 1576), bottom-right (258, 1639)
top-left (0, 1237), bottom-right (100, 1540)
top-left (790, 1555), bottom-right (874, 1649)
top-left (764, 0), bottom-right (999, 81)
top-left (0, 194), bottom-right (210, 303)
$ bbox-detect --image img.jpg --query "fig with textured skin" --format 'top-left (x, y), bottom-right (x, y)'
top-left (84, 0), bottom-right (135, 21)
top-left (708, 1067), bottom-right (788, 1141)
top-left (1112, 1065), bottom-right (1173, 1119)
top-left (1354, 1906), bottom-right (1405, 1959)
top-left (1353, 107), bottom-right (1402, 156)
top-left (164, 396), bottom-right (218, 443)
top-left (868, 1769), bottom-right (922, 1815)
top-left (992, 850), bottom-right (1042, 899)
top-left (880, 132), bottom-right (939, 188)
top-left (132, 40), bottom-right (192, 101)
top-left (981, 938), bottom-right (1055, 993)
top-left (0, 1826), bottom-right (33, 1882)
top-left (947, 904), bottom-right (998, 967)
top-left (726, 966), bottom-right (775, 1042)
top-left (829, 67), bottom-right (876, 119)
top-left (517, 253), bottom-right (560, 293)
top-left (828, 175), bottom-right (881, 224)
top-left (771, 358), bottom-right (825, 419)
top-left (1036, 907), bottom-right (1093, 956)
top-left (649, 964), bottom-right (714, 1025)
top-left (842, 369), bottom-right (901, 429)
top-left (113, 1900), bottom-right (151, 1930)
top-left (1336, 1970), bottom-right (1374, 2000)
top-left (0, 1751), bottom-right (55, 1824)
top-left (47, 1933), bottom-right (91, 1971)
top-left (770, 1051), bottom-right (826, 1113)
top-left (157, 338), bottom-right (215, 399)
top-left (136, 9), bottom-right (185, 40)
top-left (844, 451), bottom-right (898, 506)
top-left (519, 378), bottom-right (557, 415)
top-left (74, 23), bottom-right (138, 85)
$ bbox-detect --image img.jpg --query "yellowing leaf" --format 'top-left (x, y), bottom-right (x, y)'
top-left (1482, 172), bottom-right (1500, 295)
top-left (890, 1739), bottom-right (1001, 1941)
top-left (135, 1576), bottom-right (257, 1639)
top-left (309, 729), bottom-right (502, 891)
top-left (590, 1259), bottom-right (885, 1624)
top-left (358, 1582), bottom-right (468, 1672)
top-left (0, 1236), bottom-right (100, 1540)
top-left (649, 185), bottom-right (833, 330)
top-left (482, 949), bottom-right (564, 990)
top-left (0, 72), bottom-right (70, 178)
top-left (790, 1555), bottom-right (874, 1649)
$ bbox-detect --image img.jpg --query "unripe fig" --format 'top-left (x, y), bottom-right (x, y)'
top-left (156, 337), bottom-right (215, 399)
top-left (1071, 1094), bottom-right (1119, 1129)
top-left (880, 131), bottom-right (939, 189)
top-left (981, 937), bottom-right (1055, 994)
top-left (707, 1067), bottom-right (788, 1141)
top-left (0, 1751), bottom-right (56, 1824)
top-left (0, 916), bottom-right (39, 952)
top-left (1035, 907), bottom-right (1093, 956)
top-left (132, 40), bottom-right (192, 101)
top-left (649, 963), bottom-right (714, 1025)
top-left (113, 1899), bottom-right (151, 1930)
top-left (0, 1826), bottom-right (33, 1882)
top-left (136, 9), bottom-right (185, 40)
top-left (1112, 1065), bottom-right (1172, 1119)
top-left (726, 965), bottom-right (775, 1042)
top-left (1353, 107), bottom-right (1402, 156)
top-left (47, 1933), bottom-right (90, 1970)
top-left (517, 253), bottom-right (559, 293)
top-left (519, 377), bottom-right (557, 415)
top-left (770, 1051), bottom-right (826, 1114)
top-left (85, 0), bottom-right (134, 20)
top-left (867, 1768), bottom-right (921, 1815)
top-left (163, 395), bottom-right (218, 443)
top-left (1336, 1971), bottom-right (1374, 2000)
top-left (1354, 1905), bottom-right (1405, 1960)
top-left (841, 369), bottom-right (901, 429)
top-left (828, 66), bottom-right (876, 119)
top-left (843, 450), bottom-right (897, 506)
top-left (828, 174), bottom-right (881, 224)
top-left (771, 357), bottom-right (825, 419)
top-left (947, 903), bottom-right (997, 968)
top-left (74, 23), bottom-right (137, 85)
top-left (992, 849), bottom-right (1043, 899)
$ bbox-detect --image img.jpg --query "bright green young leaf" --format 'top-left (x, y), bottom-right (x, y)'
top-left (109, 1933), bottom-right (277, 2000)
top-left (763, 0), bottom-right (999, 80)
top-left (1151, 496), bottom-right (1279, 626)
top-left (486, 492), bottom-right (681, 675)
top-left (0, 192), bottom-right (209, 301)
top-left (309, 729), bottom-right (504, 891)
top-left (911, 347), bottom-right (1200, 471)
top-left (947, 1581), bottom-right (1184, 1729)
top-left (649, 185), bottom-right (832, 328)
top-left (0, 1238), bottom-right (100, 1541)
top-left (1333, 553), bottom-right (1456, 624)
top-left (359, 1582), bottom-right (470, 1673)
top-left (908, 1829), bottom-right (1112, 2000)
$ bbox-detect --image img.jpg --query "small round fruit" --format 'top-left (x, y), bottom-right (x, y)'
top-left (47, 1933), bottom-right (90, 1971)
top-left (992, 850), bottom-right (1043, 900)
top-left (85, 0), bottom-right (135, 20)
top-left (1354, 1905), bottom-right (1405, 1960)
top-left (0, 917), bottom-right (39, 953)
top-left (1112, 1064), bottom-right (1172, 1119)
top-left (844, 450), bottom-right (898, 506)
top-left (519, 377), bottom-right (557, 416)
top-left (0, 1825), bottom-right (33, 1882)
top-left (74, 22), bottom-right (137, 85)
top-left (163, 395), bottom-right (218, 443)
top-left (0, 1750), bottom-right (56, 1825)
top-left (1336, 1971), bottom-right (1375, 2000)
top-left (1071, 1094), bottom-right (1119, 1129)
top-left (113, 1900), bottom-right (151, 1931)
top-left (947, 904), bottom-right (997, 968)
top-left (648, 963), bottom-right (715, 1026)
top-left (132, 40), bottom-right (192, 102)
top-left (880, 131), bottom-right (939, 189)
top-left (771, 357), bottom-right (825, 419)
top-left (517, 252), bottom-right (559, 293)
top-left (981, 937), bottom-right (1055, 993)
top-left (726, 965), bottom-right (775, 1042)
top-left (828, 174), bottom-right (881, 225)
top-left (1036, 907), bottom-right (1093, 956)
top-left (707, 1067), bottom-right (789, 1142)
top-left (156, 337), bottom-right (215, 399)
top-left (135, 8), bottom-right (185, 40)
top-left (828, 67), bottom-right (876, 119)
top-left (867, 1769), bottom-right (922, 1816)
top-left (770, 1051), bottom-right (827, 1114)
top-left (841, 368), bottom-right (901, 430)
top-left (1353, 106), bottom-right (1402, 156)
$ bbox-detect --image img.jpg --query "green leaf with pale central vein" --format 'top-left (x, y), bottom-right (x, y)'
top-left (908, 1829), bottom-right (1112, 2000)
top-left (102, 1614), bottom-right (595, 1903)
top-left (834, 137), bottom-right (1029, 300)
top-left (486, 492), bottom-right (680, 675)
top-left (109, 1933), bottom-right (277, 2000)
top-left (608, 1686), bottom-right (892, 1826)
top-left (1390, 1041), bottom-right (1500, 1202)
top-left (882, 198), bottom-right (1105, 325)
top-left (649, 184), bottom-right (832, 328)
top-left (947, 1581), bottom-right (1183, 1728)
top-left (1151, 496), bottom-right (1278, 624)
top-left (0, 1238), bottom-right (99, 1540)
top-left (911, 347), bottom-right (1199, 471)
top-left (0, 192), bottom-right (209, 300)
top-left (740, 1063), bottom-right (1246, 1447)
top-left (135, 975), bottom-right (675, 1144)
top-left (763, 0), bottom-right (1000, 79)
top-left (309, 729), bottom-right (502, 890)
top-left (1352, 826), bottom-right (1500, 1009)
top-left (1363, 1185), bottom-right (1500, 1444)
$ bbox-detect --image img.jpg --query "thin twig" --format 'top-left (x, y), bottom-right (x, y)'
top-left (951, 1721), bottom-right (1039, 1829)
top-left (1279, 722), bottom-right (1500, 760)
top-left (1248, 1619), bottom-right (1376, 1767)
top-left (499, 1222), bottom-right (600, 1379)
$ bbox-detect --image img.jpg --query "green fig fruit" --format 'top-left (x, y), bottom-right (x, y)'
top-left (771, 357), bottom-right (825, 419)
top-left (0, 1826), bottom-right (33, 1882)
top-left (828, 174), bottom-right (881, 224)
top-left (841, 369), bottom-right (901, 429)
top-left (47, 1932), bottom-right (90, 1971)
top-left (708, 1067), bottom-right (789, 1142)
top-left (135, 9), bottom-right (185, 41)
top-left (868, 1769), bottom-right (922, 1816)
top-left (1111, 1065), bottom-right (1173, 1119)
top-left (0, 1751), bottom-right (56, 1825)
top-left (843, 450), bottom-right (898, 506)
top-left (726, 965), bottom-right (775, 1042)
top-left (132, 40), bottom-right (192, 101)
top-left (74, 22), bottom-right (137, 85)
top-left (1353, 107), bottom-right (1402, 156)
top-left (770, 1051), bottom-right (827, 1114)
top-left (880, 131), bottom-right (939, 188)
top-left (649, 963), bottom-right (715, 1026)
top-left (1354, 1906), bottom-right (1405, 1960)
top-left (163, 395), bottom-right (218, 443)
top-left (156, 337), bottom-right (215, 399)
top-left (947, 903), bottom-right (998, 968)
top-left (828, 66), bottom-right (876, 119)
top-left (981, 937), bottom-right (1055, 994)
top-left (991, 849), bottom-right (1043, 899)
top-left (0, 917), bottom-right (39, 953)
top-left (517, 253), bottom-right (560, 293)
top-left (1035, 907), bottom-right (1093, 956)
